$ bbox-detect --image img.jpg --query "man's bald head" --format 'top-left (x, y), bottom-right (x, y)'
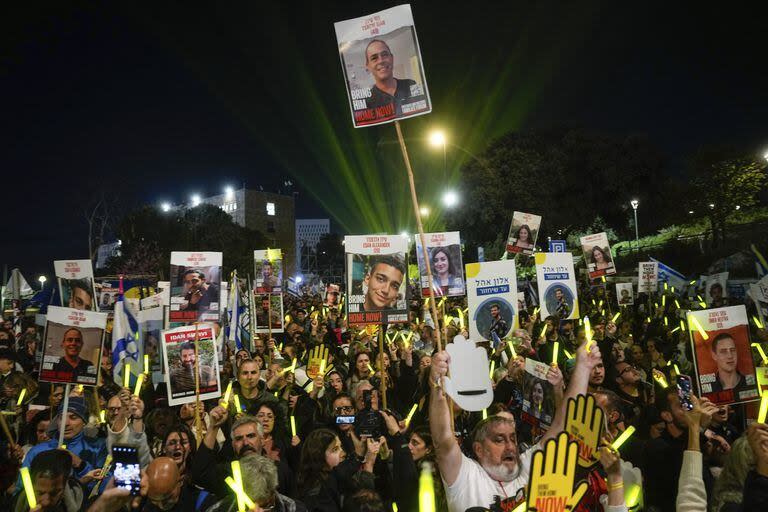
top-left (146, 457), bottom-right (180, 496)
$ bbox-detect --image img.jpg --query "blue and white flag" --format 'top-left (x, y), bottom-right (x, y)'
top-left (649, 257), bottom-right (686, 290)
top-left (112, 293), bottom-right (140, 385)
top-left (226, 274), bottom-right (243, 351)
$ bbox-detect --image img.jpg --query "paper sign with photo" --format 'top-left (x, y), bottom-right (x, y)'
top-left (40, 306), bottom-right (106, 386)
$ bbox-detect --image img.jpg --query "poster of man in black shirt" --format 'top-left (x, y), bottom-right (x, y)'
top-left (40, 306), bottom-right (106, 386)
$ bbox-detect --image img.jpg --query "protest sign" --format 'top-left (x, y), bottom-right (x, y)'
top-left (688, 306), bottom-right (760, 405)
top-left (616, 283), bottom-right (634, 306)
top-left (334, 4), bottom-right (431, 128)
top-left (324, 284), bottom-right (341, 307)
top-left (345, 235), bottom-right (409, 325)
top-left (637, 261), bottom-right (659, 294)
top-left (705, 272), bottom-right (729, 307)
top-left (414, 231), bottom-right (465, 297)
top-left (580, 232), bottom-right (616, 279)
top-left (535, 253), bottom-right (579, 320)
top-left (564, 394), bottom-right (604, 468)
top-left (521, 359), bottom-right (555, 438)
top-left (506, 211), bottom-right (541, 255)
top-left (54, 260), bottom-right (97, 312)
top-left (95, 281), bottom-right (119, 311)
top-left (525, 432), bottom-right (588, 512)
top-left (254, 293), bottom-right (284, 333)
top-left (466, 260), bottom-right (517, 341)
top-left (40, 306), bottom-right (106, 386)
top-left (138, 307), bottom-right (165, 384)
top-left (169, 252), bottom-right (222, 324)
top-left (161, 323), bottom-right (221, 406)
top-left (443, 335), bottom-right (493, 411)
top-left (254, 249), bottom-right (282, 293)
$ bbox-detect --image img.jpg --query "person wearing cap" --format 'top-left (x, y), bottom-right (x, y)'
top-left (21, 396), bottom-right (107, 488)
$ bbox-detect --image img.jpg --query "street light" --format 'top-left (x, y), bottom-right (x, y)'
top-left (38, 275), bottom-right (46, 289)
top-left (224, 186), bottom-right (234, 201)
top-left (428, 130), bottom-right (447, 179)
top-left (442, 190), bottom-right (459, 208)
top-left (419, 206), bottom-right (430, 217)
top-left (400, 231), bottom-right (410, 239)
top-left (191, 194), bottom-right (201, 207)
top-left (160, 202), bottom-right (171, 212)
top-left (630, 199), bottom-right (639, 251)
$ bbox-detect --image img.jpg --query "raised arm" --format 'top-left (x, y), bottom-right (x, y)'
top-left (428, 350), bottom-right (463, 486)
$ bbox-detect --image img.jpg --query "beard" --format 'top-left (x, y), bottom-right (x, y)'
top-left (481, 457), bottom-right (521, 482)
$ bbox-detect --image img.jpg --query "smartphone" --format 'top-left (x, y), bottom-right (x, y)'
top-left (335, 415), bottom-right (355, 424)
top-left (113, 445), bottom-right (141, 495)
top-left (677, 375), bottom-right (694, 411)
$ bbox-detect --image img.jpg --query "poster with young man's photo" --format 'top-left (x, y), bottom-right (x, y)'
top-left (334, 4), bottom-right (431, 128)
top-left (254, 249), bottom-right (283, 293)
top-left (254, 293), bottom-right (285, 333)
top-left (54, 260), bottom-right (97, 312)
top-left (414, 231), bottom-right (465, 297)
top-left (345, 235), bottom-right (409, 325)
top-left (534, 253), bottom-right (579, 320)
top-left (40, 306), bottom-right (106, 386)
top-left (161, 323), bottom-right (221, 406)
top-left (466, 260), bottom-right (518, 343)
top-left (688, 305), bottom-right (760, 405)
top-left (705, 272), bottom-right (729, 308)
top-left (616, 283), bottom-right (634, 306)
top-left (580, 232), bottom-right (616, 280)
top-left (506, 211), bottom-right (542, 256)
top-left (169, 252), bottom-right (222, 325)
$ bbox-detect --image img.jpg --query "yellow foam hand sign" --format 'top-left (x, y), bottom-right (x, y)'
top-left (564, 394), bottom-right (604, 468)
top-left (526, 432), bottom-right (588, 512)
top-left (306, 344), bottom-right (329, 379)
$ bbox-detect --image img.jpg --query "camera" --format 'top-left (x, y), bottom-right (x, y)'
top-left (354, 389), bottom-right (384, 438)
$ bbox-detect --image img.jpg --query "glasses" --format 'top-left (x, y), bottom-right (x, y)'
top-left (334, 406), bottom-right (355, 414)
top-left (619, 365), bottom-right (639, 376)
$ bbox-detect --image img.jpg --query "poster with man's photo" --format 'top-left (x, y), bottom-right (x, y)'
top-left (95, 281), bottom-right (119, 311)
top-left (637, 261), bottom-right (659, 294)
top-left (139, 307), bottom-right (165, 384)
top-left (534, 253), bottom-right (579, 320)
top-left (254, 249), bottom-right (283, 293)
top-left (580, 232), bottom-right (616, 280)
top-left (414, 231), bottom-right (465, 297)
top-left (40, 306), bottom-right (106, 386)
top-left (334, 4), bottom-right (431, 128)
top-left (705, 272), bottom-right (729, 308)
top-left (688, 306), bottom-right (760, 405)
top-left (506, 211), bottom-right (542, 256)
top-left (54, 260), bottom-right (97, 312)
top-left (616, 283), bottom-right (634, 306)
top-left (169, 252), bottom-right (222, 324)
top-left (324, 284), bottom-right (341, 308)
top-left (466, 260), bottom-right (518, 342)
top-left (254, 293), bottom-right (285, 334)
top-left (521, 359), bottom-right (555, 442)
top-left (345, 235), bottom-right (409, 325)
top-left (161, 323), bottom-right (221, 406)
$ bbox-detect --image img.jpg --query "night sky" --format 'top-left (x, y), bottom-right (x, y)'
top-left (2, 1), bottom-right (767, 280)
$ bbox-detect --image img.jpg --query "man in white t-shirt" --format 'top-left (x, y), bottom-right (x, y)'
top-left (429, 340), bottom-right (601, 512)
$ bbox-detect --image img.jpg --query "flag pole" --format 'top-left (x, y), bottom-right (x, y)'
top-left (58, 384), bottom-right (71, 447)
top-left (193, 323), bottom-right (203, 447)
top-left (379, 326), bottom-right (387, 410)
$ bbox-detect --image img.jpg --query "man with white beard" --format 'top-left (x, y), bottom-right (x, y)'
top-left (429, 340), bottom-right (601, 512)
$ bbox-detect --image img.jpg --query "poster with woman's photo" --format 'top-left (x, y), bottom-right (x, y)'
top-left (54, 260), bottom-right (97, 312)
top-left (687, 306), bottom-right (760, 405)
top-left (534, 253), bottom-right (579, 320)
top-left (345, 235), bottom-right (409, 325)
top-left (254, 249), bottom-right (283, 293)
top-left (254, 293), bottom-right (285, 333)
top-left (580, 232), bottom-right (616, 280)
top-left (466, 260), bottom-right (518, 342)
top-left (334, 4), bottom-right (431, 128)
top-left (161, 323), bottom-right (221, 406)
top-left (40, 306), bottom-right (106, 386)
top-left (414, 231), bottom-right (465, 297)
top-left (169, 252), bottom-right (222, 325)
top-left (705, 272), bottom-right (729, 308)
top-left (521, 359), bottom-right (555, 442)
top-left (506, 212), bottom-right (542, 256)
top-left (616, 283), bottom-right (634, 306)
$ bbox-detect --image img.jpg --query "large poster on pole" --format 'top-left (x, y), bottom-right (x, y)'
top-left (535, 253), bottom-right (579, 320)
top-left (506, 211), bottom-right (541, 256)
top-left (40, 306), bottom-right (106, 386)
top-left (688, 306), bottom-right (760, 405)
top-left (255, 293), bottom-right (284, 334)
top-left (334, 4), bottom-right (431, 128)
top-left (466, 260), bottom-right (517, 342)
top-left (169, 252), bottom-right (222, 324)
top-left (345, 235), bottom-right (409, 325)
top-left (616, 283), bottom-right (634, 306)
top-left (254, 249), bottom-right (283, 293)
top-left (54, 260), bottom-right (97, 311)
top-left (161, 324), bottom-right (221, 406)
top-left (580, 232), bottom-right (616, 280)
top-left (637, 261), bottom-right (659, 294)
top-left (414, 231), bottom-right (465, 297)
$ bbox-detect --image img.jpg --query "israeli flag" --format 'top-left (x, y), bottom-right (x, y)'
top-left (227, 275), bottom-right (243, 351)
top-left (112, 293), bottom-right (140, 385)
top-left (649, 257), bottom-right (686, 290)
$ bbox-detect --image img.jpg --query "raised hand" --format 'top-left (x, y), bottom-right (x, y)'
top-left (526, 432), bottom-right (588, 512)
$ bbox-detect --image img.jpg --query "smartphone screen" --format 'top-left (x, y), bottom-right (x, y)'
top-left (336, 415), bottom-right (355, 424)
top-left (677, 375), bottom-right (694, 411)
top-left (113, 445), bottom-right (141, 495)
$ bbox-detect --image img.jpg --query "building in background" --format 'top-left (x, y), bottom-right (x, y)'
top-left (296, 219), bottom-right (330, 275)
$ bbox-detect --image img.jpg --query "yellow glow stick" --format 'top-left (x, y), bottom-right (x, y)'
top-left (99, 409), bottom-right (106, 423)
top-left (60, 444), bottom-right (66, 449)
top-left (123, 363), bottom-right (130, 388)
top-left (405, 403), bottom-right (418, 428)
top-left (290, 416), bottom-right (297, 437)
top-left (754, 316), bottom-right (764, 329)
top-left (456, 308), bottom-right (465, 329)
top-left (508, 343), bottom-right (517, 359)
top-left (233, 394), bottom-right (242, 413)
top-left (680, 319), bottom-right (686, 331)
top-left (688, 315), bottom-right (710, 340)
top-left (671, 286), bottom-right (676, 293)
top-left (584, 316), bottom-right (593, 351)
top-left (533, 307), bottom-right (540, 316)
top-left (675, 299), bottom-right (681, 309)
top-left (646, 316), bottom-right (651, 323)
top-left (664, 317), bottom-right (668, 326)
top-left (564, 349), bottom-right (574, 360)
top-left (539, 324), bottom-right (548, 340)
top-left (578, 317), bottom-right (582, 325)
top-left (598, 299), bottom-right (604, 308)
top-left (552, 341), bottom-right (559, 366)
top-left (223, 381), bottom-right (233, 404)
top-left (690, 280), bottom-right (697, 285)
top-left (144, 354), bottom-right (150, 374)
top-left (231, 461), bottom-right (245, 512)
top-left (225, 477), bottom-right (255, 511)
top-left (611, 312), bottom-right (620, 323)
top-left (662, 295), bottom-right (666, 307)
top-left (419, 464), bottom-right (436, 512)
top-left (592, 299), bottom-right (596, 306)
top-left (653, 372), bottom-right (668, 388)
top-left (654, 302), bottom-right (659, 309)
top-left (489, 360), bottom-right (496, 379)
top-left (367, 363), bottom-right (375, 374)
top-left (626, 483), bottom-right (642, 508)
top-left (601, 309), bottom-right (605, 316)
top-left (673, 364), bottom-right (680, 376)
top-left (611, 425), bottom-right (636, 450)
top-left (291, 358), bottom-right (297, 372)
top-left (671, 326), bottom-right (680, 334)
top-left (134, 373), bottom-right (145, 396)
top-left (664, 282), bottom-right (668, 291)
top-left (393, 503), bottom-right (399, 512)
top-left (482, 409), bottom-right (488, 420)
top-left (759, 393), bottom-right (768, 423)
top-left (20, 467), bottom-right (36, 509)
top-left (16, 388), bottom-right (26, 406)
top-left (699, 301), bottom-right (707, 308)
top-left (752, 343), bottom-right (768, 365)
top-left (601, 276), bottom-right (606, 283)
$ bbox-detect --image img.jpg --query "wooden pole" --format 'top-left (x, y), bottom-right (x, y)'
top-left (378, 326), bottom-right (387, 410)
top-left (394, 120), bottom-right (442, 351)
top-left (58, 384), bottom-right (71, 447)
top-left (193, 324), bottom-right (202, 447)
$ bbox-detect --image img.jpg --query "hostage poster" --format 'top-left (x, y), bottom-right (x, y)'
top-left (414, 231), bottom-right (465, 297)
top-left (688, 305), bottom-right (760, 405)
top-left (161, 323), bottom-right (222, 406)
top-left (580, 232), bottom-right (616, 280)
top-left (40, 306), bottom-right (106, 386)
top-left (334, 4), bottom-right (431, 128)
top-left (534, 253), bottom-right (579, 320)
top-left (506, 211), bottom-right (542, 256)
top-left (255, 293), bottom-right (285, 334)
top-left (616, 283), bottom-right (634, 306)
top-left (54, 259), bottom-right (97, 312)
top-left (466, 260), bottom-right (518, 342)
top-left (169, 252), bottom-right (222, 324)
top-left (345, 235), bottom-right (409, 325)
top-left (254, 249), bottom-right (283, 293)
top-left (637, 261), bottom-right (659, 294)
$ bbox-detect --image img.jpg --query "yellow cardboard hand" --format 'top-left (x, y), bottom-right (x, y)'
top-left (526, 432), bottom-right (588, 512)
top-left (307, 345), bottom-right (329, 378)
top-left (564, 394), bottom-right (604, 468)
